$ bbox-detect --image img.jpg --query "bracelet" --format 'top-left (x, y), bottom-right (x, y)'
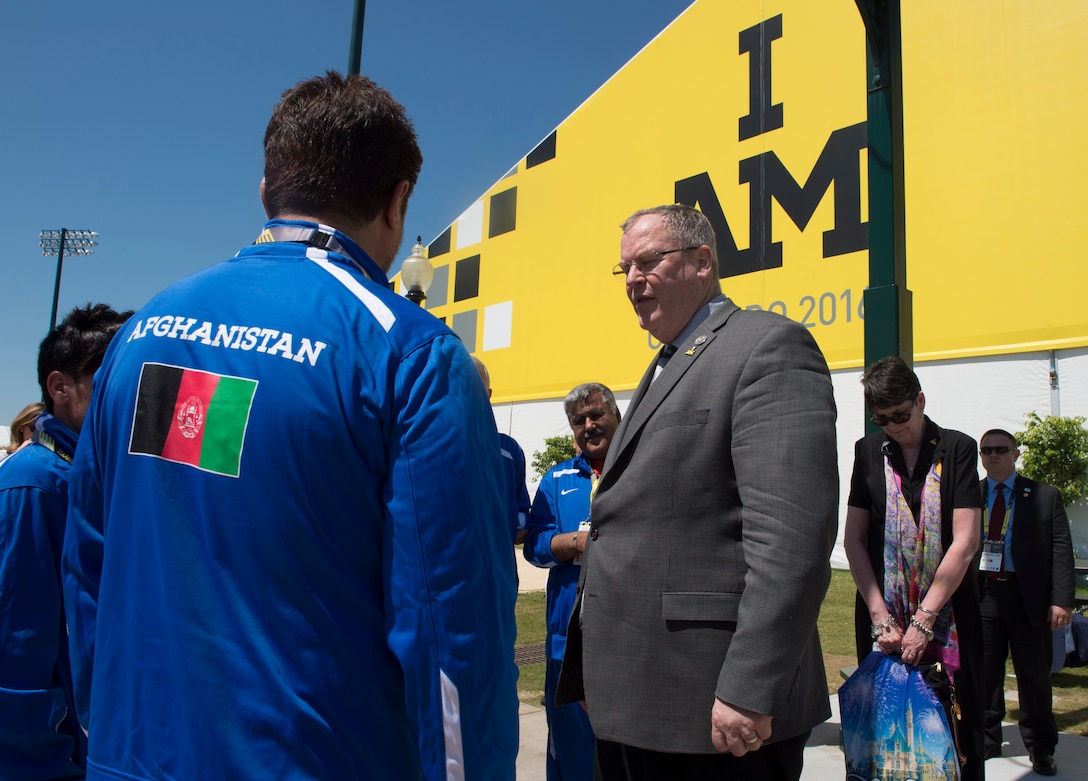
top-left (910, 616), bottom-right (935, 641)
top-left (917, 604), bottom-right (939, 617)
top-left (870, 614), bottom-right (897, 639)
top-left (571, 532), bottom-right (580, 551)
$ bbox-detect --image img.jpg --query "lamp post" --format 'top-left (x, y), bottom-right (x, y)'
top-left (400, 236), bottom-right (434, 306)
top-left (40, 229), bottom-right (98, 331)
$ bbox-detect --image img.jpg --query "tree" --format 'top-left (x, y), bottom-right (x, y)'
top-left (531, 434), bottom-right (576, 479)
top-left (1015, 412), bottom-right (1088, 507)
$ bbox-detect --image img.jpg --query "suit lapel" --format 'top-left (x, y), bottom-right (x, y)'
top-left (619, 355), bottom-right (658, 431)
top-left (605, 300), bottom-right (740, 479)
top-left (1010, 474), bottom-right (1033, 552)
top-left (602, 356), bottom-right (656, 476)
top-left (983, 475), bottom-right (1034, 555)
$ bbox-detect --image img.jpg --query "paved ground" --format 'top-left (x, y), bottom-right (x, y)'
top-left (516, 695), bottom-right (1088, 780)
top-left (514, 557), bottom-right (1088, 779)
top-left (516, 550), bottom-right (548, 593)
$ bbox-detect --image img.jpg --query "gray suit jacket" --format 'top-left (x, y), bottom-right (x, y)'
top-left (558, 298), bottom-right (839, 754)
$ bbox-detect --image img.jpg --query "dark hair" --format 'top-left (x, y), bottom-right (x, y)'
top-left (860, 355), bottom-right (921, 410)
top-left (980, 428), bottom-right (1017, 446)
top-left (263, 71), bottom-right (423, 226)
top-left (621, 204), bottom-right (719, 277)
top-left (38, 303), bottom-right (133, 413)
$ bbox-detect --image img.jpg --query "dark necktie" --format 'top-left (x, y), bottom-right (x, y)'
top-left (985, 483), bottom-right (1006, 580)
top-left (651, 344), bottom-right (677, 384)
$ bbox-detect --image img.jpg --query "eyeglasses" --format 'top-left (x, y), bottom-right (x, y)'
top-left (612, 246), bottom-right (699, 277)
top-left (980, 446), bottom-right (1015, 455)
top-left (869, 398), bottom-right (917, 427)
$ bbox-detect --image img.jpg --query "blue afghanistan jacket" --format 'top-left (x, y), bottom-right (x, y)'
top-left (523, 453), bottom-right (594, 662)
top-left (61, 221), bottom-right (518, 780)
top-left (0, 413), bottom-right (85, 779)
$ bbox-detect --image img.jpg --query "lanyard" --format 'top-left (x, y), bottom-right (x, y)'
top-left (255, 224), bottom-right (373, 282)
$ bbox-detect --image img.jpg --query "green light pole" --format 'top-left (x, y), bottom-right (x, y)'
top-left (855, 0), bottom-right (912, 433)
top-left (348, 0), bottom-right (366, 75)
top-left (40, 229), bottom-right (98, 331)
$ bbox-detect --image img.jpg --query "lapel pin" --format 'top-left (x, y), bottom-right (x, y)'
top-left (685, 335), bottom-right (707, 356)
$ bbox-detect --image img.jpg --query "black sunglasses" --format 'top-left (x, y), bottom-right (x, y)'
top-left (980, 446), bottom-right (1015, 455)
top-left (869, 397), bottom-right (917, 427)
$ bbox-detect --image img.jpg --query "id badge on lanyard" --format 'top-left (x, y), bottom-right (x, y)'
top-left (979, 540), bottom-right (1004, 572)
top-left (978, 493), bottom-right (1010, 573)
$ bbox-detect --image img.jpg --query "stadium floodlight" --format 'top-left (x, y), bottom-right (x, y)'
top-left (40, 228), bottom-right (98, 330)
top-left (348, 0), bottom-right (366, 75)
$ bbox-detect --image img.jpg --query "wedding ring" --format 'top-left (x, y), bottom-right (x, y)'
top-left (744, 735), bottom-right (758, 744)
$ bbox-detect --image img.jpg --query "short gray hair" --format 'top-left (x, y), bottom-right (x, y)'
top-left (621, 204), bottom-right (718, 278)
top-left (563, 383), bottom-right (619, 419)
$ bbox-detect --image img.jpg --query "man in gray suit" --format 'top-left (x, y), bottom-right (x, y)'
top-left (558, 204), bottom-right (838, 780)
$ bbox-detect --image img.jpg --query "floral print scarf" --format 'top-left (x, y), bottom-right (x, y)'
top-left (882, 456), bottom-right (961, 673)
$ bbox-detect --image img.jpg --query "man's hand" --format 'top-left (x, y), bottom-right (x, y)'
top-left (1050, 605), bottom-right (1073, 632)
top-left (711, 699), bottom-right (772, 756)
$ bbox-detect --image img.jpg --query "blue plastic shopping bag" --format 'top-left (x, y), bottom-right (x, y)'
top-left (838, 651), bottom-right (960, 780)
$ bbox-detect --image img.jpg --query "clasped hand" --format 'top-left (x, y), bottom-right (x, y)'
top-left (876, 622), bottom-right (929, 664)
top-left (711, 699), bottom-right (772, 756)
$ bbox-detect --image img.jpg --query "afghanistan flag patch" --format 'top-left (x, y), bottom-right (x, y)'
top-left (129, 363), bottom-right (258, 478)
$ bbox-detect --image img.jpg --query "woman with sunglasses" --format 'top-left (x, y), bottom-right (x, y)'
top-left (843, 355), bottom-right (986, 780)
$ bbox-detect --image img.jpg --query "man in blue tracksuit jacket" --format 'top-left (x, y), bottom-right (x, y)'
top-left (0, 304), bottom-right (130, 780)
top-left (524, 383), bottom-right (620, 781)
top-left (471, 356), bottom-right (530, 545)
top-left (500, 433), bottom-right (531, 544)
top-left (61, 73), bottom-right (518, 781)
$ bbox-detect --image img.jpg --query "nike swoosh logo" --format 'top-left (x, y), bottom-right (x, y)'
top-left (561, 488), bottom-right (579, 495)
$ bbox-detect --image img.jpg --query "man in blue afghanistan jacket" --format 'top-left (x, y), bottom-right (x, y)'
top-left (0, 303), bottom-right (130, 780)
top-left (61, 73), bottom-right (518, 781)
top-left (524, 382), bottom-right (620, 781)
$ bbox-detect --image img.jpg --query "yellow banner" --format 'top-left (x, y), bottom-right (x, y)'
top-left (403, 0), bottom-right (1088, 402)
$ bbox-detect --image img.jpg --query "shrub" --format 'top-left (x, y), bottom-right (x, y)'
top-left (1015, 412), bottom-right (1088, 507)
top-left (531, 434), bottom-right (576, 478)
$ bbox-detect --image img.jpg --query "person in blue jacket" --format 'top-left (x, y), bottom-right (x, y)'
top-left (524, 382), bottom-right (620, 781)
top-left (61, 72), bottom-right (518, 781)
top-left (472, 356), bottom-right (531, 545)
top-left (0, 303), bottom-right (130, 780)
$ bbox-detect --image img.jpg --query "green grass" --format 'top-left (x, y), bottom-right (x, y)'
top-left (515, 568), bottom-right (1088, 734)
top-left (515, 590), bottom-right (546, 703)
top-left (818, 568), bottom-right (861, 695)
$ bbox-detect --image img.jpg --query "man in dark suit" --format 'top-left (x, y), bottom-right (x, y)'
top-left (978, 428), bottom-right (1075, 776)
top-left (558, 204), bottom-right (838, 780)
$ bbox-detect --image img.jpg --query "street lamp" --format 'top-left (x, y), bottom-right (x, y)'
top-left (400, 236), bottom-right (434, 306)
top-left (40, 229), bottom-right (98, 331)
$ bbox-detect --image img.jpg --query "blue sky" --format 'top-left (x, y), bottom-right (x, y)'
top-left (0, 0), bottom-right (693, 425)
